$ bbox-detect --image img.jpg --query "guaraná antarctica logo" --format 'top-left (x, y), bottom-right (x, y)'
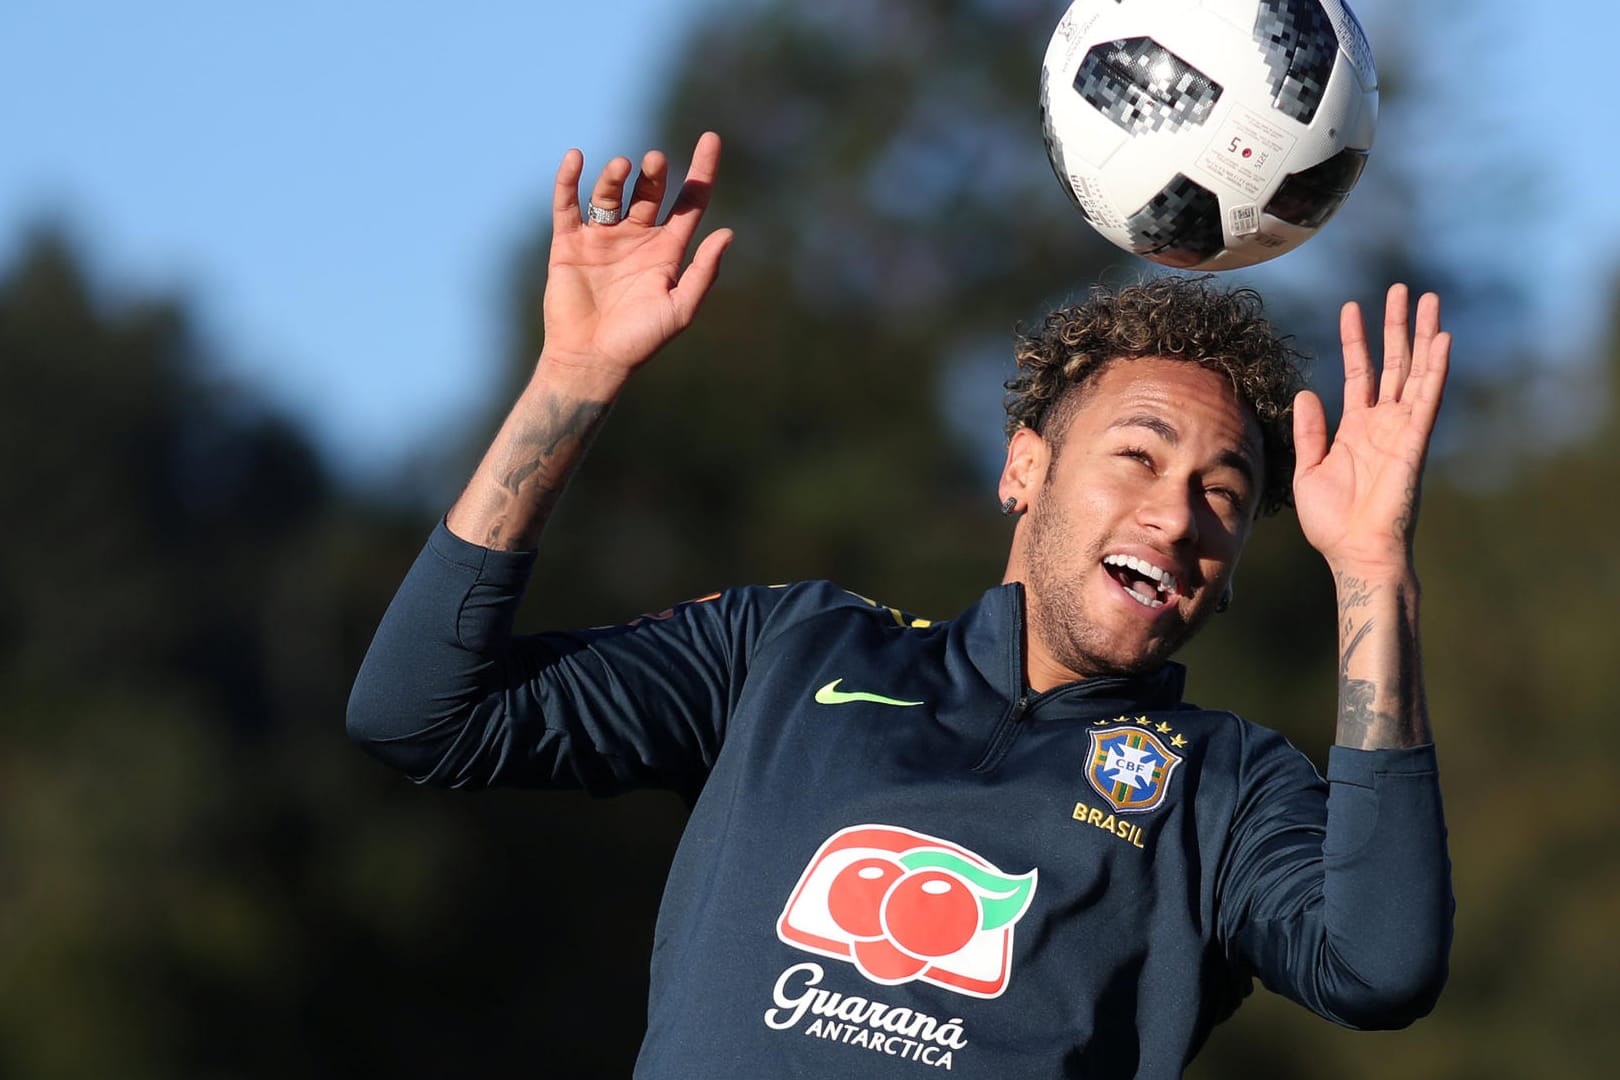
top-left (776, 824), bottom-right (1038, 999)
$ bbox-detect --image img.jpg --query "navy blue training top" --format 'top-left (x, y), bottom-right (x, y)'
top-left (347, 522), bottom-right (1453, 1078)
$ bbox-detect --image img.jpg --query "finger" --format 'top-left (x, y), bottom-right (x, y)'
top-left (1378, 282), bottom-right (1411, 403)
top-left (1292, 389), bottom-right (1329, 483)
top-left (625, 150), bottom-right (669, 226)
top-left (1408, 291), bottom-right (1441, 384)
top-left (586, 155), bottom-right (634, 224)
top-left (663, 131), bottom-right (723, 246)
top-left (1339, 300), bottom-right (1374, 412)
top-left (1405, 329), bottom-right (1451, 440)
top-left (551, 148), bottom-right (585, 236)
top-left (669, 227), bottom-right (734, 326)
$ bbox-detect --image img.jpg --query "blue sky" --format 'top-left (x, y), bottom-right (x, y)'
top-left (4, 1), bottom-right (1616, 482)
top-left (1, 0), bottom-right (710, 479)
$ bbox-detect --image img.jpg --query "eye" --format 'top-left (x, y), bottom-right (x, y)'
top-left (1203, 484), bottom-right (1253, 520)
top-left (1118, 446), bottom-right (1155, 469)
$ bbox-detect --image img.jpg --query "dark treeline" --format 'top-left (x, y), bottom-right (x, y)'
top-left (3, 1), bottom-right (1616, 1076)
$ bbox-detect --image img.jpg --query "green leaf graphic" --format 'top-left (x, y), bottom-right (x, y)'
top-left (899, 849), bottom-right (1037, 932)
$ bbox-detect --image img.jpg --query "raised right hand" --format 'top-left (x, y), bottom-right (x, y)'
top-left (541, 131), bottom-right (732, 379)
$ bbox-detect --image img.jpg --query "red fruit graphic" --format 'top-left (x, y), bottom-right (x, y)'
top-left (882, 870), bottom-right (980, 958)
top-left (852, 936), bottom-right (929, 982)
top-left (827, 856), bottom-right (905, 939)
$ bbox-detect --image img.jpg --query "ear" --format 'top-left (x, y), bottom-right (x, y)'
top-left (998, 426), bottom-right (1050, 512)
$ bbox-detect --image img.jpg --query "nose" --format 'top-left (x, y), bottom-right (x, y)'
top-left (1136, 479), bottom-right (1200, 545)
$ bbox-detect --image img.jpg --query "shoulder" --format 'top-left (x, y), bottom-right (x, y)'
top-left (1177, 706), bottom-right (1328, 802)
top-left (1178, 702), bottom-right (1313, 757)
top-left (743, 580), bottom-right (940, 645)
top-left (617, 580), bottom-right (937, 644)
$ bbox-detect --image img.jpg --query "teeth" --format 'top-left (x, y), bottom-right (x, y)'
top-left (1122, 587), bottom-right (1166, 609)
top-left (1103, 554), bottom-right (1178, 596)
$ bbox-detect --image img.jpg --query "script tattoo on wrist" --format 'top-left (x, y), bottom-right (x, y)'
top-left (483, 393), bottom-right (609, 548)
top-left (1337, 572), bottom-right (1375, 615)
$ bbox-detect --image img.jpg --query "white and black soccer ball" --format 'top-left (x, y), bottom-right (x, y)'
top-left (1040, 0), bottom-right (1378, 270)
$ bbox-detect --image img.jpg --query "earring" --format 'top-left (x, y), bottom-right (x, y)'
top-left (1216, 590), bottom-right (1232, 614)
top-left (1000, 496), bottom-right (1019, 516)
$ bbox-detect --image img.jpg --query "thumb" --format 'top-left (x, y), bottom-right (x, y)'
top-left (1292, 389), bottom-right (1328, 484)
top-left (670, 228), bottom-right (733, 326)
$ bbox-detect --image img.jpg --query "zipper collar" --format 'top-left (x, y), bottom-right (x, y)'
top-left (958, 581), bottom-right (1188, 713)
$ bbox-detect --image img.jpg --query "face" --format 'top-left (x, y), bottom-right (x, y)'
top-left (999, 357), bottom-right (1264, 687)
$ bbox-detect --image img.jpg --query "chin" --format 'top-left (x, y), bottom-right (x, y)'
top-left (1088, 650), bottom-right (1174, 680)
top-left (1057, 636), bottom-right (1180, 681)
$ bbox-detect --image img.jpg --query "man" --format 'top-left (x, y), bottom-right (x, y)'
top-left (348, 133), bottom-right (1452, 1077)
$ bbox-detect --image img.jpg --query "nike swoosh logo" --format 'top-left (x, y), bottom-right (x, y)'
top-left (814, 679), bottom-right (924, 708)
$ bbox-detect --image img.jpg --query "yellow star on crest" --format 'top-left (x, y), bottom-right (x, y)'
top-left (1135, 715), bottom-right (1151, 726)
top-left (1171, 733), bottom-right (1187, 749)
top-left (1156, 721), bottom-right (1173, 734)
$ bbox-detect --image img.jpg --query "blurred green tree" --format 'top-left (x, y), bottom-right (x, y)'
top-left (0, 233), bottom-right (684, 1078)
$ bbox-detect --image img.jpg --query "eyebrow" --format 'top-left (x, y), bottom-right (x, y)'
top-left (1107, 414), bottom-right (1259, 491)
top-left (1109, 414), bottom-right (1180, 445)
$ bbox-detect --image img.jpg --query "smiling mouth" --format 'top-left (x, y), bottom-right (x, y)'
top-left (1102, 554), bottom-right (1179, 610)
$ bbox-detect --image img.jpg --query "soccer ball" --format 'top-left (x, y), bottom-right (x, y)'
top-left (1039, 0), bottom-right (1378, 270)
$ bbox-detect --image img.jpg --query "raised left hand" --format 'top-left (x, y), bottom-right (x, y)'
top-left (1292, 284), bottom-right (1452, 579)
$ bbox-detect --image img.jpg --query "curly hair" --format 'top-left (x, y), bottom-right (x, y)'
top-left (1003, 275), bottom-right (1308, 517)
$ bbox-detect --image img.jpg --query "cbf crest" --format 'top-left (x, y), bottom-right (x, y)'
top-left (1086, 727), bottom-right (1182, 813)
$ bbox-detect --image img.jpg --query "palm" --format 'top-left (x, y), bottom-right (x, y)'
top-left (1293, 287), bottom-right (1451, 575)
top-left (546, 228), bottom-right (693, 368)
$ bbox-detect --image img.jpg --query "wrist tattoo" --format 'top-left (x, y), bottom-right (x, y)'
top-left (1335, 572), bottom-right (1375, 613)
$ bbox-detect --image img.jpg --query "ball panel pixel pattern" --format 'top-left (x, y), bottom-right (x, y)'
top-left (1253, 0), bottom-right (1338, 124)
top-left (1124, 174), bottom-right (1224, 267)
top-left (1075, 37), bottom-right (1224, 136)
top-left (1264, 145), bottom-right (1368, 227)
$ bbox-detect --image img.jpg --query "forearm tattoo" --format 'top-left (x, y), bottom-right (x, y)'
top-left (482, 393), bottom-right (609, 549)
top-left (1336, 613), bottom-right (1384, 748)
top-left (1334, 573), bottom-right (1429, 749)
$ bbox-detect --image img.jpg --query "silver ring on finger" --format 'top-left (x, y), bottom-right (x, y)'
top-left (586, 203), bottom-right (623, 226)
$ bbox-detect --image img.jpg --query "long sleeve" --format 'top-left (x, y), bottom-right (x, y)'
top-left (346, 521), bottom-right (779, 796)
top-left (1217, 741), bottom-right (1453, 1029)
